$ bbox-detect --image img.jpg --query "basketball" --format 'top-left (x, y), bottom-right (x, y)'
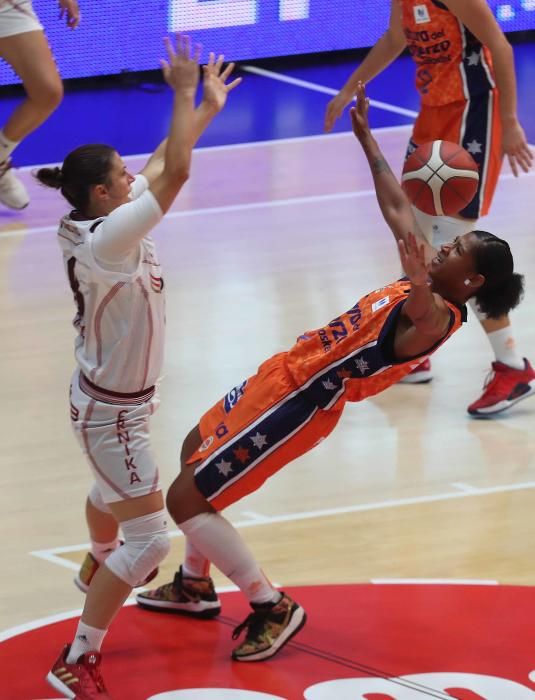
top-left (401, 140), bottom-right (479, 216)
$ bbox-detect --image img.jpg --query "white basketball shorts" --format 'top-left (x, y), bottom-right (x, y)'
top-left (69, 371), bottom-right (162, 504)
top-left (0, 1), bottom-right (43, 39)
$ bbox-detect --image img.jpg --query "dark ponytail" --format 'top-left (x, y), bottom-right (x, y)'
top-left (35, 166), bottom-right (63, 189)
top-left (34, 144), bottom-right (116, 213)
top-left (471, 230), bottom-right (524, 318)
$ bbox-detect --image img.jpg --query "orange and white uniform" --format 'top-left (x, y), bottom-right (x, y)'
top-left (188, 280), bottom-right (467, 510)
top-left (399, 0), bottom-right (502, 218)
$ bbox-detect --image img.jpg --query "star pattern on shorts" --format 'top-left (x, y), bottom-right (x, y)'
top-left (466, 139), bottom-right (483, 155)
top-left (215, 459), bottom-right (233, 477)
top-left (250, 432), bottom-right (268, 450)
top-left (355, 357), bottom-right (369, 375)
top-left (322, 378), bottom-right (337, 390)
top-left (466, 51), bottom-right (480, 66)
top-left (233, 446), bottom-right (250, 464)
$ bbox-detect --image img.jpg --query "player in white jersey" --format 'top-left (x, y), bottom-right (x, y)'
top-left (0, 1), bottom-right (80, 210)
top-left (35, 35), bottom-right (241, 700)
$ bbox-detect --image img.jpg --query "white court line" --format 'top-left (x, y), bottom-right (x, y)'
top-left (31, 477), bottom-right (535, 573)
top-left (242, 64), bottom-right (420, 119)
top-left (17, 125), bottom-right (415, 173)
top-left (451, 482), bottom-right (480, 493)
top-left (0, 578), bottom-right (497, 643)
top-left (2, 164), bottom-right (534, 242)
top-left (371, 578), bottom-right (498, 585)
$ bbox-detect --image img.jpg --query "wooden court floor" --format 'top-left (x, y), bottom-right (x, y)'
top-left (1, 126), bottom-right (535, 634)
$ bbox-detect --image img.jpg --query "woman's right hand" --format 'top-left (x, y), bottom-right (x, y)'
top-left (324, 90), bottom-right (352, 132)
top-left (160, 34), bottom-right (201, 96)
top-left (349, 82), bottom-right (371, 142)
top-left (201, 52), bottom-right (242, 114)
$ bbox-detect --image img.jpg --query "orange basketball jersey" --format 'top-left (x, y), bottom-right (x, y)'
top-left (285, 279), bottom-right (466, 405)
top-left (399, 0), bottom-right (495, 106)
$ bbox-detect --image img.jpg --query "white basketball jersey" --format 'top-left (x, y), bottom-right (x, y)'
top-left (57, 176), bottom-right (165, 393)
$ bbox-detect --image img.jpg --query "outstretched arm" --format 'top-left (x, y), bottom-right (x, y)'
top-left (140, 52), bottom-right (241, 187)
top-left (398, 232), bottom-right (450, 338)
top-left (443, 0), bottom-right (532, 176)
top-left (324, 0), bottom-right (406, 133)
top-left (351, 83), bottom-right (435, 262)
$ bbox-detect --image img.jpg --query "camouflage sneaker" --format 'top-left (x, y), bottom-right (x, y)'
top-left (231, 592), bottom-right (306, 662)
top-left (74, 549), bottom-right (158, 593)
top-left (135, 565), bottom-right (221, 619)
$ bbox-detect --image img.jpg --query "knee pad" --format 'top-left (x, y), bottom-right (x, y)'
top-left (105, 510), bottom-right (170, 587)
top-left (89, 483), bottom-right (112, 514)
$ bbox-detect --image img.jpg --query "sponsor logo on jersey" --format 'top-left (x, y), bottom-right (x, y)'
top-left (199, 436), bottom-right (214, 452)
top-left (371, 296), bottom-right (390, 313)
top-left (224, 380), bottom-right (248, 413)
top-left (414, 4), bottom-right (431, 23)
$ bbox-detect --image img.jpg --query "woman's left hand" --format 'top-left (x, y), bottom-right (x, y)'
top-left (58, 0), bottom-right (80, 29)
top-left (502, 118), bottom-right (533, 176)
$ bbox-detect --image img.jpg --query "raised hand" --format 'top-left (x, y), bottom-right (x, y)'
top-left (502, 118), bottom-right (533, 177)
top-left (349, 82), bottom-right (371, 142)
top-left (398, 232), bottom-right (430, 287)
top-left (201, 52), bottom-right (242, 113)
top-left (161, 34), bottom-right (201, 96)
top-left (324, 91), bottom-right (352, 133)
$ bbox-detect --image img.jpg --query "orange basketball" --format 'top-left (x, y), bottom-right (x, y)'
top-left (402, 140), bottom-right (479, 216)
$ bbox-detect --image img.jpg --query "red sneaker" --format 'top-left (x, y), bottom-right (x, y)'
top-left (468, 359), bottom-right (535, 416)
top-left (399, 357), bottom-right (433, 384)
top-left (47, 644), bottom-right (112, 699)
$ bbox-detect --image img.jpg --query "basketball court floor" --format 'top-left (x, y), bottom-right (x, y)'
top-left (1, 46), bottom-right (535, 699)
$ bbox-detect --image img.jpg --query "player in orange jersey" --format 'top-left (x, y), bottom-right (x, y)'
top-left (325, 0), bottom-right (534, 415)
top-left (137, 83), bottom-right (524, 663)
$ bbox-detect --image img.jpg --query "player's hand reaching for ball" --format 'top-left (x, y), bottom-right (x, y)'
top-left (398, 232), bottom-right (430, 287)
top-left (350, 82), bottom-right (371, 143)
top-left (201, 52), bottom-right (242, 114)
top-left (161, 34), bottom-right (201, 96)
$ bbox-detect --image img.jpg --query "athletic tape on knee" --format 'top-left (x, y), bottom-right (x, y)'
top-left (88, 483), bottom-right (112, 514)
top-left (105, 509), bottom-right (170, 587)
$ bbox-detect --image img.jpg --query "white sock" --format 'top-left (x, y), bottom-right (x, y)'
top-left (67, 621), bottom-right (107, 662)
top-left (486, 326), bottom-right (524, 369)
top-left (91, 537), bottom-right (121, 564)
top-left (0, 129), bottom-right (19, 163)
top-left (182, 539), bottom-right (211, 578)
top-left (180, 513), bottom-right (279, 605)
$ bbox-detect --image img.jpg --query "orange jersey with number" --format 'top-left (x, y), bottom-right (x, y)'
top-left (399, 0), bottom-right (495, 106)
top-left (285, 279), bottom-right (466, 406)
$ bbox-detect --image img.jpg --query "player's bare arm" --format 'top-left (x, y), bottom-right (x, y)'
top-left (148, 34), bottom-right (200, 213)
top-left (396, 232), bottom-right (451, 351)
top-left (324, 0), bottom-right (406, 133)
top-left (141, 51), bottom-right (241, 186)
top-left (351, 83), bottom-right (434, 261)
top-left (191, 52), bottom-right (242, 142)
top-left (442, 0), bottom-right (532, 176)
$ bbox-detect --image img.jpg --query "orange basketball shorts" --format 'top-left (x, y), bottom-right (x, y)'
top-left (186, 353), bottom-right (343, 511)
top-left (408, 88), bottom-right (502, 219)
